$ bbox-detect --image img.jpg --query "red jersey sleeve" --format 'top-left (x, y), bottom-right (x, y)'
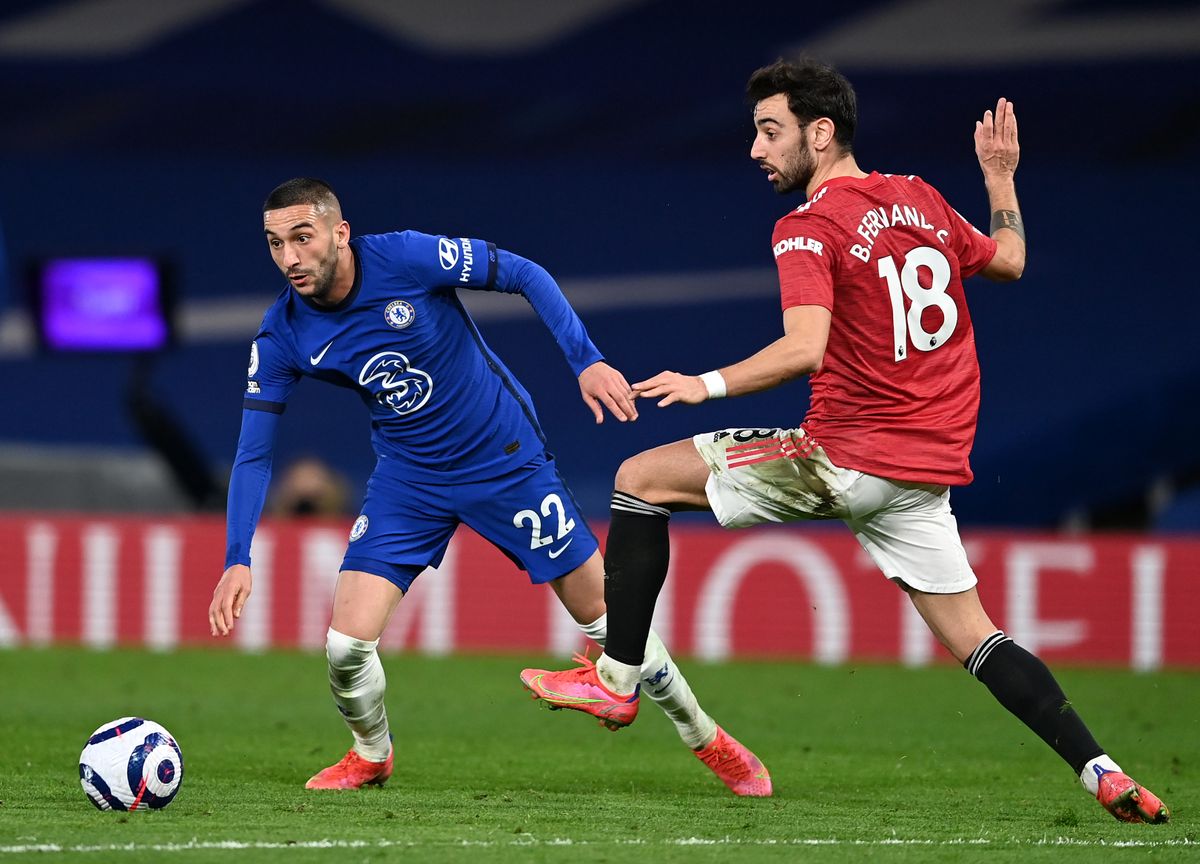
top-left (772, 215), bottom-right (837, 311)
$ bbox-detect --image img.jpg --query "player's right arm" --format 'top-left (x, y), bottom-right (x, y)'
top-left (209, 407), bottom-right (280, 636)
top-left (634, 217), bottom-right (834, 407)
top-left (210, 331), bottom-right (297, 637)
top-left (974, 97), bottom-right (1025, 281)
top-left (634, 305), bottom-right (830, 406)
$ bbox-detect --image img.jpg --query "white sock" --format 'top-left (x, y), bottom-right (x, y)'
top-left (325, 627), bottom-right (392, 762)
top-left (581, 614), bottom-right (718, 750)
top-left (639, 629), bottom-right (718, 750)
top-left (1080, 754), bottom-right (1123, 796)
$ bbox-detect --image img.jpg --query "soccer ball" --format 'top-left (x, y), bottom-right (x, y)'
top-left (78, 717), bottom-right (183, 811)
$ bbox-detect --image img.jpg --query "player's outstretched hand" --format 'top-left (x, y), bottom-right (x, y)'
top-left (578, 361), bottom-right (638, 423)
top-left (209, 564), bottom-right (252, 637)
top-left (634, 371), bottom-right (709, 407)
top-left (975, 97), bottom-right (1019, 181)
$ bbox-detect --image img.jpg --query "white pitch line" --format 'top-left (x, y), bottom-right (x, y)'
top-left (0, 836), bottom-right (1195, 854)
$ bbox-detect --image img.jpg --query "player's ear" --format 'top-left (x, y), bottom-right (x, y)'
top-left (811, 117), bottom-right (837, 152)
top-left (335, 220), bottom-right (350, 247)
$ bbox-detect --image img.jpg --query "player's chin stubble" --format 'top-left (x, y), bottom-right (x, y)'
top-left (310, 270), bottom-right (338, 303)
top-left (300, 251), bottom-right (340, 304)
top-left (776, 153), bottom-right (815, 196)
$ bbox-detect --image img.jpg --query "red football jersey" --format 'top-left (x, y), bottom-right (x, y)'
top-left (772, 172), bottom-right (997, 485)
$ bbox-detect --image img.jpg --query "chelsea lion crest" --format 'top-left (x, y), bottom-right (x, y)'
top-left (349, 515), bottom-right (369, 542)
top-left (384, 300), bottom-right (415, 330)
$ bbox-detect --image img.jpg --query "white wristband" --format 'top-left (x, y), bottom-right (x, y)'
top-left (699, 370), bottom-right (727, 400)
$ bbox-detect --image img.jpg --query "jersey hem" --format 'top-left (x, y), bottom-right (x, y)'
top-left (817, 440), bottom-right (973, 487)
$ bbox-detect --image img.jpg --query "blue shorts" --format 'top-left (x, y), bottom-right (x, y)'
top-left (340, 452), bottom-right (598, 593)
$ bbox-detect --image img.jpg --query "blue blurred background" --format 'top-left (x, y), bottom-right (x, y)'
top-left (0, 0), bottom-right (1197, 529)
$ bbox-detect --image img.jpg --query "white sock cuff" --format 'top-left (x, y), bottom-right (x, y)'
top-left (611, 491), bottom-right (671, 519)
top-left (578, 613), bottom-right (607, 646)
top-left (326, 627), bottom-right (380, 666)
top-left (1080, 754), bottom-right (1123, 795)
top-left (964, 629), bottom-right (1010, 677)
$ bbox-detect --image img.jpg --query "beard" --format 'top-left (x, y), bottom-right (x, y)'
top-left (770, 139), bottom-right (816, 196)
top-left (308, 259), bottom-right (339, 302)
top-left (291, 243), bottom-right (340, 304)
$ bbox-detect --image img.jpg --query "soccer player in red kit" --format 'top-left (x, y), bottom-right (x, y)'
top-left (521, 59), bottom-right (1169, 823)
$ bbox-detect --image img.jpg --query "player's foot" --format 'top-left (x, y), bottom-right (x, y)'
top-left (694, 726), bottom-right (773, 797)
top-left (1096, 770), bottom-right (1170, 824)
top-left (520, 652), bottom-right (640, 731)
top-left (304, 746), bottom-right (394, 790)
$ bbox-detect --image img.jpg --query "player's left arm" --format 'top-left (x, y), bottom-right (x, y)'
top-left (493, 250), bottom-right (637, 423)
top-left (403, 231), bottom-right (637, 422)
top-left (634, 305), bottom-right (830, 406)
top-left (974, 97), bottom-right (1025, 281)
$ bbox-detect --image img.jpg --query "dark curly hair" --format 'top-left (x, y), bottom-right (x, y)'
top-left (746, 59), bottom-right (857, 151)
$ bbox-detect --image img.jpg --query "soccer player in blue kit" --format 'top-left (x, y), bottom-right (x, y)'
top-left (207, 178), bottom-right (771, 795)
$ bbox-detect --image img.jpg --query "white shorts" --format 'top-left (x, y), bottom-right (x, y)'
top-left (693, 427), bottom-right (976, 595)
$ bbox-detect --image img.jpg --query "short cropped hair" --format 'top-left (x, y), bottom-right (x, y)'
top-left (263, 177), bottom-right (341, 215)
top-left (746, 59), bottom-right (857, 151)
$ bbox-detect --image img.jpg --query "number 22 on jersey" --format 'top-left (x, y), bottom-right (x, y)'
top-left (878, 245), bottom-right (958, 361)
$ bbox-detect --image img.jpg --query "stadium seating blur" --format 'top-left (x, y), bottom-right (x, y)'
top-left (1, 0), bottom-right (1198, 529)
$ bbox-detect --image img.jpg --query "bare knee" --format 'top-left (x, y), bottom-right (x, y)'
top-left (329, 570), bottom-right (405, 641)
top-left (613, 440), bottom-right (712, 510)
top-left (907, 586), bottom-right (997, 663)
top-left (614, 452), bottom-right (658, 502)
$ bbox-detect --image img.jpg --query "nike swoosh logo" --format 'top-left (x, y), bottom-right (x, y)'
top-left (548, 538), bottom-right (573, 559)
top-left (310, 341), bottom-right (334, 365)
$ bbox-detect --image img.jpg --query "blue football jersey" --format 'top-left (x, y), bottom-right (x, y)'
top-left (245, 231), bottom-right (601, 480)
top-left (224, 231), bottom-right (604, 567)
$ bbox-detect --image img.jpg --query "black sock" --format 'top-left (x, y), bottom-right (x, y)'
top-left (602, 491), bottom-right (671, 667)
top-left (966, 631), bottom-right (1104, 776)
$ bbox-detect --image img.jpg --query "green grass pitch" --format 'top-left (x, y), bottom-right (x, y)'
top-left (0, 648), bottom-right (1195, 862)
